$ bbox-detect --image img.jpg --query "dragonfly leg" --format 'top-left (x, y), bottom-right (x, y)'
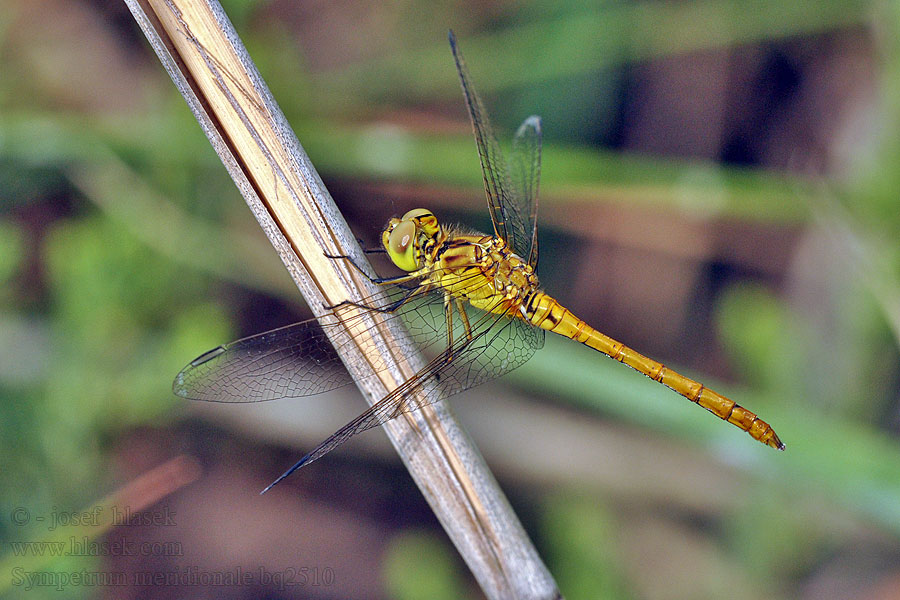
top-left (443, 294), bottom-right (454, 352)
top-left (326, 281), bottom-right (431, 314)
top-left (440, 296), bottom-right (473, 365)
top-left (323, 252), bottom-right (375, 279)
top-left (324, 252), bottom-right (422, 286)
top-left (455, 298), bottom-right (474, 341)
top-left (326, 242), bottom-right (385, 259)
top-left (353, 237), bottom-right (386, 254)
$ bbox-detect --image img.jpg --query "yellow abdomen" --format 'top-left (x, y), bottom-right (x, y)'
top-left (523, 291), bottom-right (784, 450)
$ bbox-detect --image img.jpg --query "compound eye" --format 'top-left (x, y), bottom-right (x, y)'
top-left (387, 220), bottom-right (418, 271)
top-left (401, 208), bottom-right (433, 221)
top-left (389, 220), bottom-right (414, 254)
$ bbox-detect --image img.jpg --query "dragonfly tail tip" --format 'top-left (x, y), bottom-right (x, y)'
top-left (768, 433), bottom-right (785, 451)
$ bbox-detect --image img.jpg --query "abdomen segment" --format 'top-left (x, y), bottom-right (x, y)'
top-left (524, 292), bottom-right (785, 450)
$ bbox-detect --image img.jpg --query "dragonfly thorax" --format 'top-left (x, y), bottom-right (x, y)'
top-left (382, 208), bottom-right (442, 272)
top-left (481, 238), bottom-right (540, 304)
top-left (424, 232), bottom-right (542, 318)
top-left (490, 243), bottom-right (536, 294)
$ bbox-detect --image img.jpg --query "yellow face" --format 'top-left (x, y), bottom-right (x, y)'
top-left (382, 208), bottom-right (438, 272)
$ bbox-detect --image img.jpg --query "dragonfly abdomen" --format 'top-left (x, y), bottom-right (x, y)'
top-left (523, 292), bottom-right (785, 450)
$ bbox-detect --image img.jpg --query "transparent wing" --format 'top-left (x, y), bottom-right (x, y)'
top-left (449, 31), bottom-right (533, 261)
top-left (173, 264), bottom-right (543, 406)
top-left (174, 317), bottom-right (354, 402)
top-left (510, 116), bottom-right (542, 269)
top-left (261, 296), bottom-right (545, 490)
top-left (174, 283), bottom-right (442, 403)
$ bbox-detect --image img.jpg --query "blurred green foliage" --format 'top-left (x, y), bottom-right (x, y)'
top-left (540, 493), bottom-right (630, 600)
top-left (382, 530), bottom-right (468, 600)
top-left (0, 222), bottom-right (23, 286)
top-left (717, 283), bottom-right (801, 395)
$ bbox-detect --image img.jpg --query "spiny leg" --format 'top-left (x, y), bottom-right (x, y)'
top-left (443, 293), bottom-right (454, 352)
top-left (324, 251), bottom-right (421, 286)
top-left (455, 297), bottom-right (474, 341)
top-left (441, 295), bottom-right (476, 361)
top-left (354, 237), bottom-right (387, 254)
top-left (324, 236), bottom-right (385, 254)
top-left (327, 281), bottom-right (431, 314)
top-left (436, 297), bottom-right (475, 374)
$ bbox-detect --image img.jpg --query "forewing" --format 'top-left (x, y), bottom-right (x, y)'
top-left (448, 31), bottom-right (532, 260)
top-left (510, 116), bottom-right (542, 268)
top-left (173, 283), bottom-right (446, 403)
top-left (173, 318), bottom-right (352, 402)
top-left (172, 263), bottom-right (519, 404)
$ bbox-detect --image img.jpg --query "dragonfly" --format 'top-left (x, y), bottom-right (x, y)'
top-left (174, 31), bottom-right (784, 493)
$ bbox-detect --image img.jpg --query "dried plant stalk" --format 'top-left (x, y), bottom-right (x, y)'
top-left (125, 0), bottom-right (561, 598)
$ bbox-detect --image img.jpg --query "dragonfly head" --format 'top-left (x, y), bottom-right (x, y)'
top-left (383, 208), bottom-right (439, 271)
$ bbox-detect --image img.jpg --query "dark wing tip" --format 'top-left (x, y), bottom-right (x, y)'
top-left (172, 345), bottom-right (225, 399)
top-left (448, 29), bottom-right (456, 46)
top-left (189, 345), bottom-right (227, 367)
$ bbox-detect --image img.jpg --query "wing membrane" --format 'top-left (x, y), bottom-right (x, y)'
top-left (175, 277), bottom-right (439, 403)
top-left (449, 31), bottom-right (534, 262)
top-left (510, 115), bottom-right (542, 268)
top-left (174, 264), bottom-right (542, 405)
